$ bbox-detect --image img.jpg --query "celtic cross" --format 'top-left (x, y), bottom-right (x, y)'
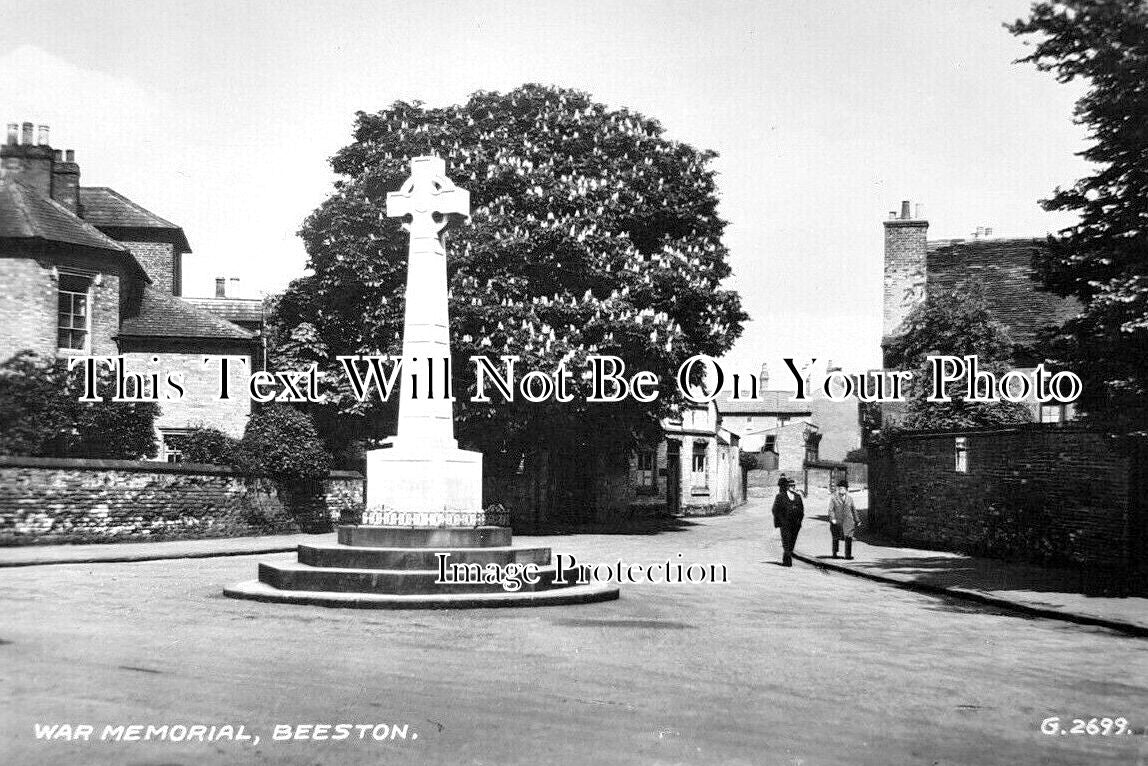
top-left (386, 156), bottom-right (470, 238)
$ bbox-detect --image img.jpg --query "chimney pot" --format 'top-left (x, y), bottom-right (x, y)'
top-left (36, 125), bottom-right (49, 146)
top-left (65, 149), bottom-right (74, 162)
top-left (888, 211), bottom-right (896, 219)
top-left (6, 124), bottom-right (16, 145)
top-left (21, 122), bottom-right (33, 144)
top-left (915, 203), bottom-right (923, 219)
top-left (900, 200), bottom-right (912, 219)
top-left (53, 150), bottom-right (62, 162)
top-left (215, 278), bottom-right (226, 298)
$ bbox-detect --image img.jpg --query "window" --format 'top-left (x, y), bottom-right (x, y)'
top-left (804, 432), bottom-right (821, 464)
top-left (954, 436), bottom-right (969, 473)
top-left (1040, 404), bottom-right (1067, 423)
top-left (691, 442), bottom-right (708, 489)
top-left (57, 273), bottom-right (92, 351)
top-left (160, 430), bottom-right (190, 463)
top-left (763, 435), bottom-right (777, 453)
top-left (636, 449), bottom-right (656, 491)
top-left (777, 416), bottom-right (789, 427)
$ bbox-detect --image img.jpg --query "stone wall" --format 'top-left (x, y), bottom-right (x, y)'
top-left (0, 456), bottom-right (363, 545)
top-left (868, 427), bottom-right (1146, 594)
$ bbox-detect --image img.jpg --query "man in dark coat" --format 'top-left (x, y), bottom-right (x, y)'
top-left (771, 475), bottom-right (804, 566)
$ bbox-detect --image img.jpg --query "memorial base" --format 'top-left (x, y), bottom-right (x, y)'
top-left (224, 524), bottom-right (620, 609)
top-left (365, 443), bottom-right (506, 527)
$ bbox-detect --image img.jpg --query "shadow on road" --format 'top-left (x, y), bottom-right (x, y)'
top-left (517, 515), bottom-right (703, 537)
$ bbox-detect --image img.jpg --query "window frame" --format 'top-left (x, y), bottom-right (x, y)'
top-left (635, 448), bottom-right (657, 493)
top-left (160, 429), bottom-right (192, 463)
top-left (954, 436), bottom-right (969, 473)
top-left (691, 441), bottom-right (709, 490)
top-left (56, 271), bottom-right (94, 354)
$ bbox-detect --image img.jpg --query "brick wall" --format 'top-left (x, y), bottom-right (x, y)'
top-left (0, 247), bottom-right (123, 361)
top-left (868, 427), bottom-right (1146, 592)
top-left (120, 240), bottom-right (175, 295)
top-left (0, 456), bottom-right (363, 545)
top-left (121, 349), bottom-right (253, 437)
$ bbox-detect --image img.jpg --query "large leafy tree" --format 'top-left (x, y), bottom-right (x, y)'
top-left (883, 287), bottom-right (1033, 431)
top-left (1009, 1), bottom-right (1148, 432)
top-left (274, 84), bottom-right (746, 465)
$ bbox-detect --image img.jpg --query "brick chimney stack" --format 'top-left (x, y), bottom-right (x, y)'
top-left (882, 199), bottom-right (929, 365)
top-left (51, 146), bottom-right (80, 213)
top-left (2, 121), bottom-right (54, 195)
top-left (0, 121), bottom-right (81, 212)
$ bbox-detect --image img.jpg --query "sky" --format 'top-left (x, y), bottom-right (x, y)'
top-left (0, 0), bottom-right (1089, 380)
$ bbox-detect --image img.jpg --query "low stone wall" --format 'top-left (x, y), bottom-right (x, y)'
top-left (0, 456), bottom-right (364, 546)
top-left (868, 427), bottom-right (1147, 595)
top-left (678, 500), bottom-right (732, 517)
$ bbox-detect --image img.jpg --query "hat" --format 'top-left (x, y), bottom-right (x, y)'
top-left (778, 475), bottom-right (793, 487)
top-left (836, 479), bottom-right (848, 488)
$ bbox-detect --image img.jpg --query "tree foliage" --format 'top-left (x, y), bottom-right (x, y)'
top-left (179, 427), bottom-right (245, 467)
top-left (1009, 1), bottom-right (1148, 432)
top-left (0, 352), bottom-right (158, 459)
top-left (884, 287), bottom-right (1033, 431)
top-left (241, 404), bottom-right (332, 482)
top-left (273, 84), bottom-right (746, 460)
top-left (180, 407), bottom-right (332, 484)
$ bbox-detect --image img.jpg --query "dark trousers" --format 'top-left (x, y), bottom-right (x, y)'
top-left (779, 523), bottom-right (801, 565)
top-left (830, 523), bottom-right (853, 558)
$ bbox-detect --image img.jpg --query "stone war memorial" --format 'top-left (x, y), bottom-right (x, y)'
top-left (225, 156), bottom-right (619, 608)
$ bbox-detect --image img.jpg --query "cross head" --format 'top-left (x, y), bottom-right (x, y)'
top-left (386, 156), bottom-right (470, 238)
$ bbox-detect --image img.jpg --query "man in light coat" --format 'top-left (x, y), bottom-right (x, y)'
top-left (827, 479), bottom-right (861, 559)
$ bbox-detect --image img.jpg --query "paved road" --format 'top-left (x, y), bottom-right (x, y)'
top-left (2, 498), bottom-right (1146, 766)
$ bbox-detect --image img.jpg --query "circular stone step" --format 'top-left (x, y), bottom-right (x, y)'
top-left (223, 579), bottom-right (619, 609)
top-left (298, 543), bottom-right (551, 570)
top-left (258, 561), bottom-right (580, 595)
top-left (337, 525), bottom-right (512, 549)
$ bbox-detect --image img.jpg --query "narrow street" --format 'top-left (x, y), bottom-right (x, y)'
top-left (2, 497), bottom-right (1146, 765)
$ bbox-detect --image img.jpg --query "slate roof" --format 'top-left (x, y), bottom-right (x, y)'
top-left (79, 187), bottom-right (191, 253)
top-left (926, 238), bottom-right (1080, 348)
top-left (120, 286), bottom-right (256, 341)
top-left (714, 390), bottom-right (814, 415)
top-left (0, 179), bottom-right (127, 253)
top-left (181, 297), bottom-right (264, 326)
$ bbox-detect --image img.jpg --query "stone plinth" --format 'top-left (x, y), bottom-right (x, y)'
top-left (223, 525), bottom-right (619, 609)
top-left (365, 444), bottom-right (505, 527)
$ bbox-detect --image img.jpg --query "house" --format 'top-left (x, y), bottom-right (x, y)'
top-left (882, 200), bottom-right (1080, 423)
top-left (711, 363), bottom-right (861, 491)
top-left (0, 121), bottom-right (259, 459)
top-left (625, 400), bottom-right (746, 517)
top-left (484, 399), bottom-right (747, 528)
